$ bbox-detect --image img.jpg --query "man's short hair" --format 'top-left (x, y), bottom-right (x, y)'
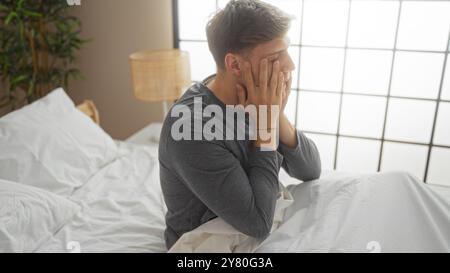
top-left (206, 0), bottom-right (292, 69)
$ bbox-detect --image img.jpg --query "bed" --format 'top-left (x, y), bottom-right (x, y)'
top-left (1, 88), bottom-right (449, 253)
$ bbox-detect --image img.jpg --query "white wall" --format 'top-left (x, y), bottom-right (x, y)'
top-left (68, 0), bottom-right (174, 139)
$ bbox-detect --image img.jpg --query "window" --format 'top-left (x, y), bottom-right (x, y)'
top-left (174, 0), bottom-right (450, 184)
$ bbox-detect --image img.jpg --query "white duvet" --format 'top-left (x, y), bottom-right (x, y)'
top-left (34, 142), bottom-right (167, 253)
top-left (170, 171), bottom-right (450, 253)
top-left (257, 171), bottom-right (450, 252)
top-left (0, 179), bottom-right (80, 252)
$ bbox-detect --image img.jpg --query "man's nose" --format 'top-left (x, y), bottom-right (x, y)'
top-left (282, 57), bottom-right (296, 80)
top-left (286, 55), bottom-right (296, 72)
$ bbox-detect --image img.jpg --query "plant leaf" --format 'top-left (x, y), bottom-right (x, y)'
top-left (22, 10), bottom-right (42, 17)
top-left (5, 11), bottom-right (18, 25)
top-left (10, 74), bottom-right (28, 86)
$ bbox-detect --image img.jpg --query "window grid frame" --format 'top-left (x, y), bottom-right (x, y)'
top-left (332, 0), bottom-right (353, 170)
top-left (424, 26), bottom-right (450, 182)
top-left (173, 0), bottom-right (450, 183)
top-left (377, 0), bottom-right (403, 174)
top-left (294, 0), bottom-right (305, 128)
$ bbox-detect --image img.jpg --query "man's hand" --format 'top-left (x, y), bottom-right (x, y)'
top-left (278, 74), bottom-right (298, 149)
top-left (281, 74), bottom-right (292, 113)
top-left (236, 59), bottom-right (286, 150)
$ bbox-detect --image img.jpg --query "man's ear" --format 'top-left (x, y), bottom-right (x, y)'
top-left (224, 53), bottom-right (242, 77)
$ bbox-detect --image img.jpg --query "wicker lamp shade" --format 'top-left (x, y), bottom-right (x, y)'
top-left (129, 49), bottom-right (191, 102)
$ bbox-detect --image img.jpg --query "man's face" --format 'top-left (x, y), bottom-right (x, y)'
top-left (242, 36), bottom-right (295, 88)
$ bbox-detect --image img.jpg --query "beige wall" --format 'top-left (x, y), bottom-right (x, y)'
top-left (68, 0), bottom-right (174, 139)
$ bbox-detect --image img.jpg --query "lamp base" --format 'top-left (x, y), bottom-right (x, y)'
top-left (163, 100), bottom-right (169, 118)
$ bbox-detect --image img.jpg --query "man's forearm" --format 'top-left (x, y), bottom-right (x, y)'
top-left (277, 115), bottom-right (322, 181)
top-left (278, 113), bottom-right (298, 148)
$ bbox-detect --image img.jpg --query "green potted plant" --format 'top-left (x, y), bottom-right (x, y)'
top-left (0, 0), bottom-right (88, 113)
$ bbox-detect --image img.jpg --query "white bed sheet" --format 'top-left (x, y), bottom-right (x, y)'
top-left (35, 142), bottom-right (167, 253)
top-left (256, 171), bottom-right (450, 253)
top-left (167, 170), bottom-right (450, 253)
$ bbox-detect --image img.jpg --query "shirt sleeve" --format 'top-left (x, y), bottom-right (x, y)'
top-left (167, 137), bottom-right (283, 239)
top-left (278, 130), bottom-right (322, 182)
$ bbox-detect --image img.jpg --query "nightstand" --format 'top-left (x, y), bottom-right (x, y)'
top-left (126, 123), bottom-right (163, 145)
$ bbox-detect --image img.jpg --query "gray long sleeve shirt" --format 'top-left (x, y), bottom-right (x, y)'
top-left (159, 76), bottom-right (321, 250)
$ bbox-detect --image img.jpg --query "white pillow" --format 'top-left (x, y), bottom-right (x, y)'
top-left (0, 179), bottom-right (81, 253)
top-left (0, 88), bottom-right (118, 195)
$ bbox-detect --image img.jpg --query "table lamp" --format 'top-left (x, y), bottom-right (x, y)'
top-left (129, 49), bottom-right (191, 142)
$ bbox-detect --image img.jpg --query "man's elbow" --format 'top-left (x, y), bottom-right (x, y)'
top-left (309, 168), bottom-right (321, 181)
top-left (246, 222), bottom-right (271, 240)
top-left (298, 161), bottom-right (322, 182)
top-left (306, 165), bottom-right (322, 181)
top-left (242, 214), bottom-right (273, 239)
top-left (309, 162), bottom-right (322, 180)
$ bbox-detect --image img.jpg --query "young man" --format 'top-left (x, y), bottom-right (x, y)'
top-left (159, 0), bottom-right (321, 250)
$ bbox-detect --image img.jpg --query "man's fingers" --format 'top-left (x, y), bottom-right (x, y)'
top-left (286, 73), bottom-right (292, 91)
top-left (276, 72), bottom-right (285, 97)
top-left (269, 61), bottom-right (280, 91)
top-left (236, 84), bottom-right (247, 105)
top-left (284, 86), bottom-right (291, 101)
top-left (243, 62), bottom-right (256, 99)
top-left (259, 58), bottom-right (268, 89)
top-left (284, 75), bottom-right (292, 99)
